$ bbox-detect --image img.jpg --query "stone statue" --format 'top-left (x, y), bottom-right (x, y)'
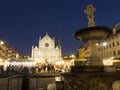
top-left (84, 5), bottom-right (96, 27)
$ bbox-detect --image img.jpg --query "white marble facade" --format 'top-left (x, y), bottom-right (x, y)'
top-left (31, 33), bottom-right (62, 64)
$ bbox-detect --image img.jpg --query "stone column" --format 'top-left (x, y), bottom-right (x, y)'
top-left (87, 40), bottom-right (102, 65)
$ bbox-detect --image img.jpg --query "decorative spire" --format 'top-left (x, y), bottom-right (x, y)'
top-left (57, 39), bottom-right (61, 49)
top-left (39, 36), bottom-right (41, 40)
top-left (32, 45), bottom-right (34, 49)
top-left (84, 5), bottom-right (96, 27)
top-left (53, 37), bottom-right (55, 40)
top-left (46, 32), bottom-right (48, 35)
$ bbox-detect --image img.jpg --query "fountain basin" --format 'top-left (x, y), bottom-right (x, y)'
top-left (73, 26), bottom-right (112, 65)
top-left (74, 26), bottom-right (112, 42)
top-left (71, 65), bottom-right (104, 73)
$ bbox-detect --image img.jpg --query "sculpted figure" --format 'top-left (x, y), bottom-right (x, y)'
top-left (84, 5), bottom-right (96, 27)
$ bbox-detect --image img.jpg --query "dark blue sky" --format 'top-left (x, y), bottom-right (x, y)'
top-left (0, 0), bottom-right (120, 56)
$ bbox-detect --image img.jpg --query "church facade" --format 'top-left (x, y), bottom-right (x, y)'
top-left (31, 33), bottom-right (62, 65)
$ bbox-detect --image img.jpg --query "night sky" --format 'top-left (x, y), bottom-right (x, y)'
top-left (0, 0), bottom-right (120, 56)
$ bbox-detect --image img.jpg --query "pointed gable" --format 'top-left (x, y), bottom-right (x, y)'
top-left (39, 33), bottom-right (55, 48)
top-left (41, 33), bottom-right (53, 42)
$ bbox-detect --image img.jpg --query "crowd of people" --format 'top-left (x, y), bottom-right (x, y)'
top-left (0, 63), bottom-right (71, 76)
top-left (8, 64), bottom-right (55, 74)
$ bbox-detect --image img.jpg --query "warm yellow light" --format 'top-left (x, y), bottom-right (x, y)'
top-left (102, 42), bottom-right (107, 46)
top-left (63, 55), bottom-right (69, 59)
top-left (79, 58), bottom-right (87, 61)
top-left (96, 43), bottom-right (99, 46)
top-left (103, 60), bottom-right (113, 66)
top-left (55, 61), bottom-right (64, 65)
top-left (0, 41), bottom-right (4, 45)
top-left (70, 54), bottom-right (76, 59)
top-left (103, 58), bottom-right (113, 66)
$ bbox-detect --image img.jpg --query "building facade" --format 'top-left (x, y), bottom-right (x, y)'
top-left (0, 40), bottom-right (18, 66)
top-left (78, 43), bottom-right (90, 59)
top-left (31, 33), bottom-right (62, 64)
top-left (98, 23), bottom-right (120, 60)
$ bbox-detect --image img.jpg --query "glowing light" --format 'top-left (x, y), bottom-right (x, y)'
top-left (79, 58), bottom-right (87, 61)
top-left (96, 43), bottom-right (99, 46)
top-left (55, 77), bottom-right (62, 81)
top-left (0, 41), bottom-right (4, 45)
top-left (103, 57), bottom-right (114, 66)
top-left (70, 54), bottom-right (76, 59)
top-left (102, 42), bottom-right (107, 46)
top-left (103, 60), bottom-right (113, 66)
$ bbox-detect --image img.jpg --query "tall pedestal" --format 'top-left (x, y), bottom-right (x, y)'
top-left (87, 40), bottom-right (102, 65)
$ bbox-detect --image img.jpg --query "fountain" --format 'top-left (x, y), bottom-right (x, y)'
top-left (72, 5), bottom-right (112, 72)
top-left (61, 5), bottom-right (120, 90)
top-left (74, 5), bottom-right (112, 65)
